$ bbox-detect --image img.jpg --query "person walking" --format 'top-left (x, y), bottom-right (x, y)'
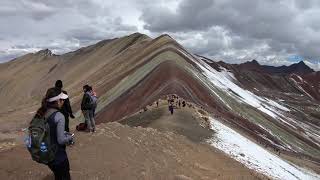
top-left (81, 85), bottom-right (95, 132)
top-left (54, 80), bottom-right (75, 132)
top-left (34, 87), bottom-right (74, 180)
top-left (169, 104), bottom-right (174, 115)
top-left (169, 100), bottom-right (174, 115)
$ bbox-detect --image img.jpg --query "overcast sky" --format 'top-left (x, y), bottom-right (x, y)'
top-left (1, 0), bottom-right (320, 70)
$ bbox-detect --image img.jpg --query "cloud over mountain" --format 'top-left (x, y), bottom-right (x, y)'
top-left (0, 0), bottom-right (319, 70)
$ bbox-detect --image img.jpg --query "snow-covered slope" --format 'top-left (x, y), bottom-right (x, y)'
top-left (193, 56), bottom-right (320, 161)
top-left (208, 117), bottom-right (320, 180)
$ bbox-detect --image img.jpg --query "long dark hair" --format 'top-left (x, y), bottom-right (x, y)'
top-left (35, 87), bottom-right (61, 118)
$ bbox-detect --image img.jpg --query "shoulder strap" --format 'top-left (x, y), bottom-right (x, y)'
top-left (46, 111), bottom-right (59, 123)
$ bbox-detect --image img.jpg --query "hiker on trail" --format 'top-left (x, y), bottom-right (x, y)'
top-left (156, 100), bottom-right (159, 107)
top-left (169, 104), bottom-right (174, 115)
top-left (55, 80), bottom-right (75, 132)
top-left (168, 98), bottom-right (174, 115)
top-left (34, 87), bottom-right (74, 180)
top-left (182, 101), bottom-right (186, 107)
top-left (81, 85), bottom-right (96, 133)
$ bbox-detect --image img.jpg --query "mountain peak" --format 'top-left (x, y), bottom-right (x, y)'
top-left (241, 59), bottom-right (260, 66)
top-left (262, 60), bottom-right (314, 74)
top-left (289, 60), bottom-right (314, 74)
top-left (297, 60), bottom-right (306, 65)
top-left (35, 49), bottom-right (53, 57)
top-left (238, 59), bottom-right (264, 72)
top-left (250, 59), bottom-right (259, 65)
top-left (130, 32), bottom-right (144, 37)
top-left (127, 32), bottom-right (150, 40)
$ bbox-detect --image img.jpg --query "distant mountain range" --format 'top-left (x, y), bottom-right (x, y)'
top-left (195, 54), bottom-right (316, 75)
top-left (239, 59), bottom-right (315, 74)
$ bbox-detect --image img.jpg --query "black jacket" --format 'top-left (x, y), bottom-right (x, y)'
top-left (46, 110), bottom-right (68, 165)
top-left (81, 93), bottom-right (92, 110)
top-left (60, 90), bottom-right (73, 118)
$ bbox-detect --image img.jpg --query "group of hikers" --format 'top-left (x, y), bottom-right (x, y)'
top-left (141, 95), bottom-right (187, 115)
top-left (167, 94), bottom-right (186, 115)
top-left (26, 87), bottom-right (193, 179)
top-left (26, 80), bottom-right (98, 180)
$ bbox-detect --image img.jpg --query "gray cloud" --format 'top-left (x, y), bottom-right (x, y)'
top-left (0, 0), bottom-right (139, 63)
top-left (0, 0), bottom-right (57, 20)
top-left (0, 0), bottom-right (319, 71)
top-left (64, 19), bottom-right (138, 46)
top-left (140, 0), bottom-right (320, 70)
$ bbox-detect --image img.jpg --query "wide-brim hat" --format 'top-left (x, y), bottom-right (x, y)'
top-left (47, 92), bottom-right (68, 102)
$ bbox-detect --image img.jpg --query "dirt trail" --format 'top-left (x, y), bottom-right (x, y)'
top-left (120, 101), bottom-right (213, 143)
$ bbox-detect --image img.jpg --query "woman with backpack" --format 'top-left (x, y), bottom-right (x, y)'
top-left (34, 87), bottom-right (74, 180)
top-left (81, 85), bottom-right (96, 132)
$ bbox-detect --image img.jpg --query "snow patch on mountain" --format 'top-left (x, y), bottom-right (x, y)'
top-left (207, 117), bottom-right (320, 180)
top-left (290, 77), bottom-right (314, 99)
top-left (194, 57), bottom-right (289, 119)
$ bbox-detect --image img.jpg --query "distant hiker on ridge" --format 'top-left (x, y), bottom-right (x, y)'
top-left (168, 97), bottom-right (174, 115)
top-left (169, 104), bottom-right (174, 115)
top-left (81, 85), bottom-right (96, 133)
top-left (55, 80), bottom-right (75, 132)
top-left (31, 87), bottom-right (74, 180)
top-left (182, 101), bottom-right (186, 107)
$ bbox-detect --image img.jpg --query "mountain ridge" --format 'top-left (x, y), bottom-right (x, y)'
top-left (0, 32), bottom-right (319, 179)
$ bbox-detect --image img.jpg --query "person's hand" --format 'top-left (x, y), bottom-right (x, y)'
top-left (68, 139), bottom-right (75, 146)
top-left (68, 134), bottom-right (75, 145)
top-left (70, 114), bottom-right (75, 119)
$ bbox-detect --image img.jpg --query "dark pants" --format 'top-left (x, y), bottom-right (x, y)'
top-left (93, 108), bottom-right (96, 118)
top-left (64, 116), bottom-right (70, 132)
top-left (169, 106), bottom-right (173, 115)
top-left (48, 159), bottom-right (71, 180)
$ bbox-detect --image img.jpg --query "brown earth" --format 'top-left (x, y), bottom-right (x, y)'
top-left (0, 109), bottom-right (265, 180)
top-left (120, 99), bottom-right (213, 143)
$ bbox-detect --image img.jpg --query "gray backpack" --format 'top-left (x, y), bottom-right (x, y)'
top-left (89, 94), bottom-right (98, 109)
top-left (26, 111), bottom-right (58, 164)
